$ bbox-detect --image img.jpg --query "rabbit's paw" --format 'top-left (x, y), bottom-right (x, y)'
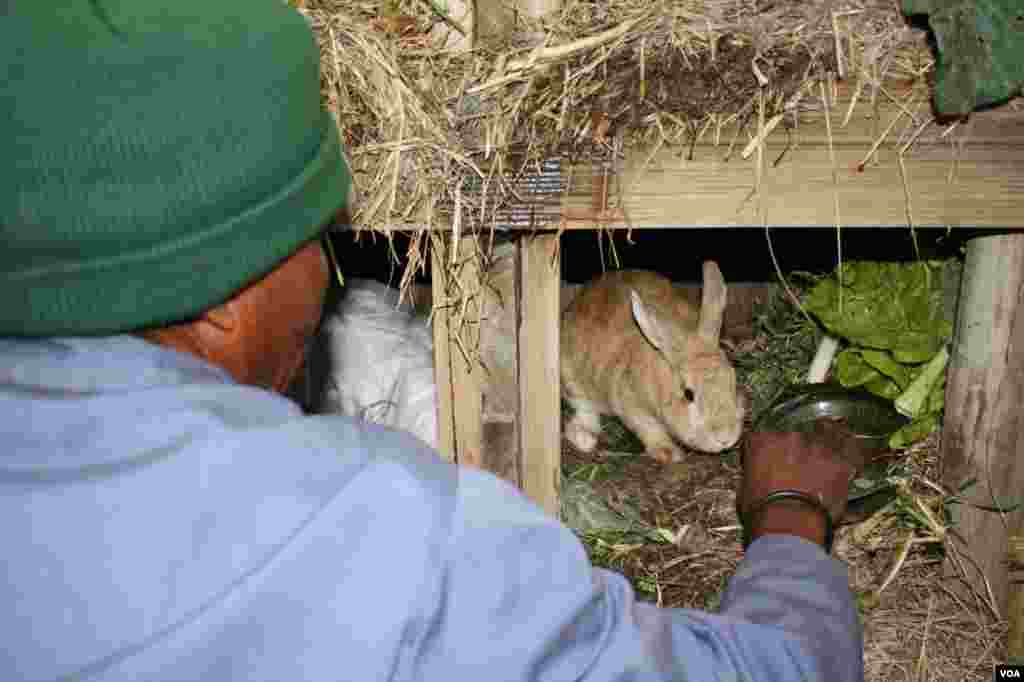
top-left (650, 445), bottom-right (685, 465)
top-left (565, 418), bottom-right (599, 453)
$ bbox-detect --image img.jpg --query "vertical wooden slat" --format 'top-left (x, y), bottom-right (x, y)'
top-left (517, 234), bottom-right (561, 516)
top-left (514, 0), bottom-right (563, 515)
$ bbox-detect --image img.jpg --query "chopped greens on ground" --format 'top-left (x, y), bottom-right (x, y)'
top-left (733, 275), bottom-right (823, 422)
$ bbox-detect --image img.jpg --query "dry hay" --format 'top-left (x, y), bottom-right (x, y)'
top-left (561, 285), bottom-right (1004, 681)
top-left (848, 433), bottom-right (1007, 681)
top-left (299, 0), bottom-right (937, 297)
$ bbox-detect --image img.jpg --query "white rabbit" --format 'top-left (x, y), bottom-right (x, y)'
top-left (560, 262), bottom-right (746, 464)
top-left (318, 279), bottom-right (438, 448)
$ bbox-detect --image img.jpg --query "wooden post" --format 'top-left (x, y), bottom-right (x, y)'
top-left (517, 234), bottom-right (562, 516)
top-left (1008, 535), bottom-right (1024, 661)
top-left (941, 233), bottom-right (1024, 620)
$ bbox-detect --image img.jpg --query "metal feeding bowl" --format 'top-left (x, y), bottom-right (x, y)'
top-left (755, 383), bottom-right (911, 518)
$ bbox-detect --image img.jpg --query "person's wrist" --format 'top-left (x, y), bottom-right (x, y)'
top-left (743, 491), bottom-right (834, 551)
top-left (750, 501), bottom-right (828, 546)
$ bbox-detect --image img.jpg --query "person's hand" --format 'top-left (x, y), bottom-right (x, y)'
top-left (739, 418), bottom-right (871, 550)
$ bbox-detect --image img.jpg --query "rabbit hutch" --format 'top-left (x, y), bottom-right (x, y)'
top-left (295, 0), bottom-right (1024, 675)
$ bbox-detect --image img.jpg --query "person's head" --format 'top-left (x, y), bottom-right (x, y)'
top-left (1, 0), bottom-right (351, 393)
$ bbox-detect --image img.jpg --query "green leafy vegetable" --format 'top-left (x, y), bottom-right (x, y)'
top-left (835, 349), bottom-right (904, 398)
top-left (895, 346), bottom-right (949, 418)
top-left (804, 261), bottom-right (953, 360)
top-left (835, 349), bottom-right (881, 387)
top-left (890, 414), bottom-right (940, 449)
top-left (805, 260), bottom-right (959, 448)
top-left (860, 349), bottom-right (914, 390)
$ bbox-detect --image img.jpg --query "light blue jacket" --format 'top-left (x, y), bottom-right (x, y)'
top-left (1, 336), bottom-right (863, 681)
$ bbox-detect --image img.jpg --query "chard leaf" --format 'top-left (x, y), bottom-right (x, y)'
top-left (835, 349), bottom-right (880, 387)
top-left (859, 349), bottom-right (913, 389)
top-left (804, 261), bottom-right (954, 359)
top-left (895, 346), bottom-right (950, 418)
top-left (889, 413), bottom-right (940, 449)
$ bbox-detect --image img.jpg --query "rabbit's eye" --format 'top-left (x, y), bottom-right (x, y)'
top-left (683, 387), bottom-right (695, 402)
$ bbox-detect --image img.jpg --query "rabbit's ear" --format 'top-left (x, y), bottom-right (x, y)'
top-left (698, 261), bottom-right (727, 343)
top-left (630, 289), bottom-right (672, 353)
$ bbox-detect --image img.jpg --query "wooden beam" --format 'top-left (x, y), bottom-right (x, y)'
top-left (517, 234), bottom-right (562, 517)
top-left (942, 233), bottom-right (1024, 622)
top-left (555, 95), bottom-right (1024, 228)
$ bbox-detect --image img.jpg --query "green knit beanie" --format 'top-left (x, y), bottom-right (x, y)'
top-left (1, 0), bottom-right (351, 336)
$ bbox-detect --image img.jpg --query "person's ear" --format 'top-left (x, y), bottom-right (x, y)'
top-left (200, 298), bottom-right (242, 333)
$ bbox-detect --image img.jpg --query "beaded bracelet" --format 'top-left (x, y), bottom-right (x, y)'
top-left (741, 489), bottom-right (835, 554)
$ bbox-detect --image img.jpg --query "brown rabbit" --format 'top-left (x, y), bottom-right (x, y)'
top-left (560, 263), bottom-right (746, 464)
